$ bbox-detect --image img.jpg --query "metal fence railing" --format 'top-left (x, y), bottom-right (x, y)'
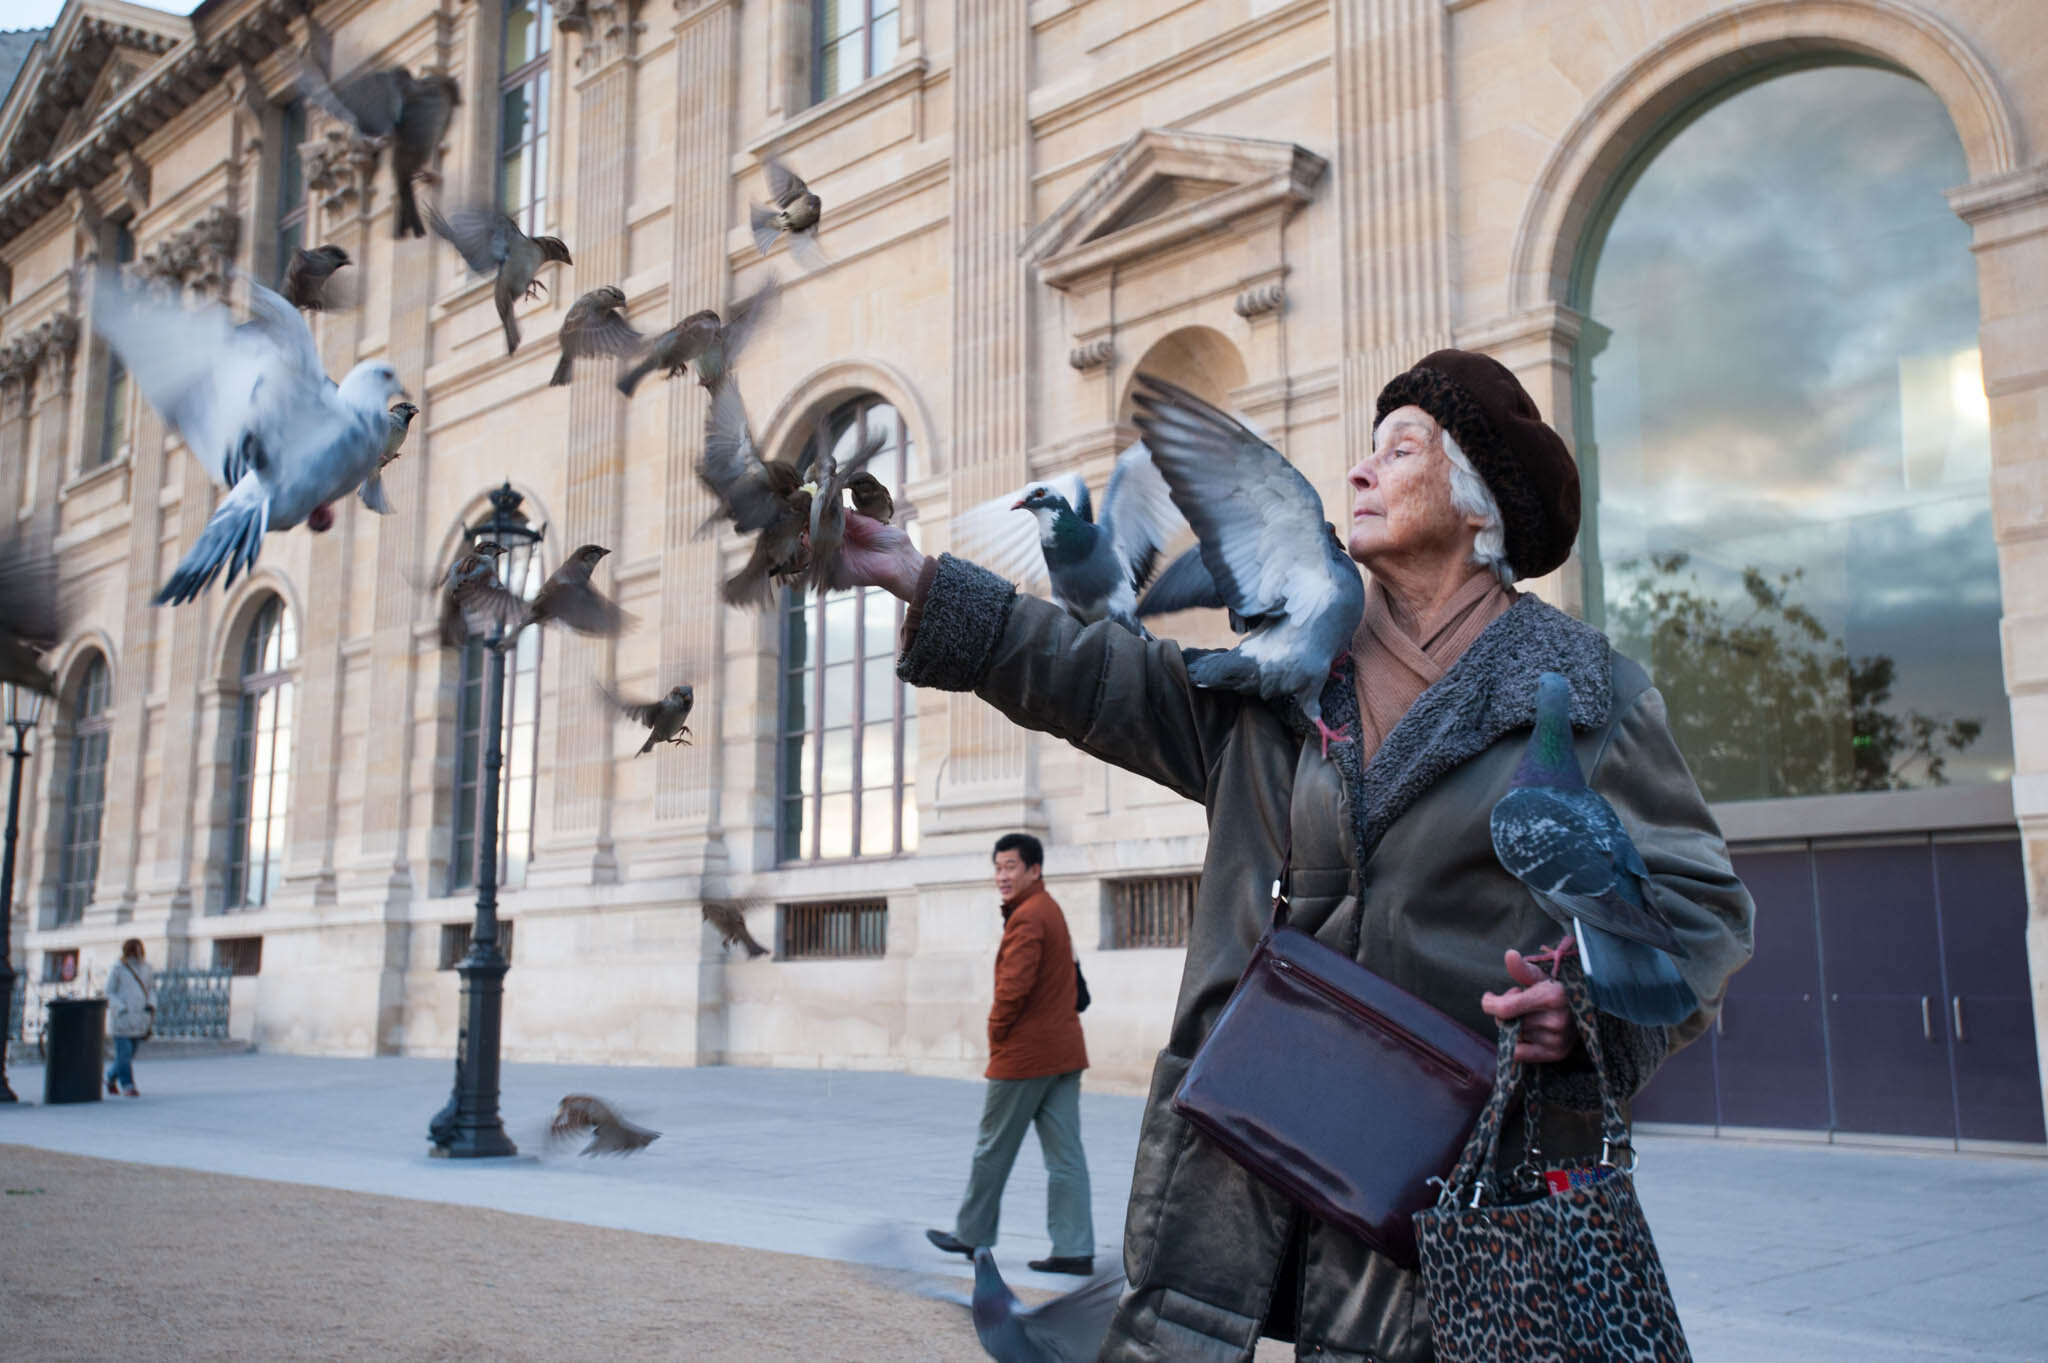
top-left (153, 967), bottom-right (232, 1040)
top-left (1107, 875), bottom-right (1199, 949)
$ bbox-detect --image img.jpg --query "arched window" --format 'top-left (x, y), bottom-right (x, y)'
top-left (451, 547), bottom-right (544, 892)
top-left (228, 596), bottom-right (297, 910)
top-left (55, 655), bottom-right (112, 926)
top-left (1575, 63), bottom-right (2004, 802)
top-left (779, 396), bottom-right (918, 861)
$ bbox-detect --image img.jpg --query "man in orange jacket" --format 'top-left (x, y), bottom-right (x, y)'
top-left (926, 832), bottom-right (1095, 1274)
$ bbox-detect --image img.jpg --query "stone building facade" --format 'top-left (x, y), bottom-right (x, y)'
top-left (1, 0), bottom-right (2043, 1143)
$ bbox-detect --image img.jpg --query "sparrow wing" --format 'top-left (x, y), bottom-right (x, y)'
top-left (764, 156), bottom-right (809, 207)
top-left (425, 202), bottom-right (514, 273)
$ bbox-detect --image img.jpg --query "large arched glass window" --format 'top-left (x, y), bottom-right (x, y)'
top-left (228, 596), bottom-right (297, 910)
top-left (779, 396), bottom-right (919, 861)
top-left (55, 655), bottom-right (112, 926)
top-left (451, 548), bottom-right (544, 892)
top-left (1576, 63), bottom-right (2004, 802)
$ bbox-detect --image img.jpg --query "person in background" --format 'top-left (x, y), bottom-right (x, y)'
top-left (105, 938), bottom-right (154, 1098)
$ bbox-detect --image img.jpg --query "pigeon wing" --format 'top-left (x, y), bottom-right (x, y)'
top-left (1135, 543), bottom-right (1228, 618)
top-left (1015, 1268), bottom-right (1126, 1362)
top-left (948, 470), bottom-right (1090, 595)
top-left (1490, 787), bottom-right (1685, 955)
top-left (1099, 439), bottom-right (1188, 592)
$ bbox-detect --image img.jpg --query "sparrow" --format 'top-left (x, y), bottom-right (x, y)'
top-left (749, 156), bottom-right (827, 269)
top-left (435, 542), bottom-right (518, 647)
top-left (847, 471), bottom-right (895, 523)
top-left (616, 275), bottom-right (781, 397)
top-left (0, 533), bottom-right (61, 697)
top-left (91, 270), bottom-right (409, 605)
top-left (548, 1094), bottom-right (660, 1156)
top-left (600, 682), bottom-right (694, 754)
top-left (357, 401), bottom-right (417, 515)
top-left (805, 418), bottom-right (891, 594)
top-left (298, 63), bottom-right (461, 238)
top-left (696, 380), bottom-right (815, 609)
top-left (703, 902), bottom-right (770, 959)
top-left (550, 286), bottom-right (641, 387)
top-left (425, 201), bottom-right (573, 355)
top-left (279, 244), bottom-right (353, 311)
top-left (1127, 374), bottom-right (1365, 758)
top-left (500, 543), bottom-right (632, 647)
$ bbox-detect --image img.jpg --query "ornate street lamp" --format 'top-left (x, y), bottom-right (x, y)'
top-left (0, 680), bottom-right (47, 1104)
top-left (428, 483), bottom-right (542, 1157)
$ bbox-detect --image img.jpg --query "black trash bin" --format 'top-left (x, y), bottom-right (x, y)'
top-left (44, 997), bottom-right (108, 1105)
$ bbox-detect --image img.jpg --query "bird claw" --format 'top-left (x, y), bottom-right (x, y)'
top-left (1314, 719), bottom-right (1352, 759)
top-left (1527, 936), bottom-right (1578, 979)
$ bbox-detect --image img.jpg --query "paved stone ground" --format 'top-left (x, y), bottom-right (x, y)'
top-left (3, 1052), bottom-right (2045, 1360)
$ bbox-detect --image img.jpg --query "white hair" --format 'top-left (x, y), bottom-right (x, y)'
top-left (1373, 410), bottom-right (1513, 584)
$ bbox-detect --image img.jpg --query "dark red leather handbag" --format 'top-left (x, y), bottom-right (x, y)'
top-left (1171, 862), bottom-right (1497, 1267)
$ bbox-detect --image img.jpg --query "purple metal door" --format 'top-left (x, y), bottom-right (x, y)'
top-left (1933, 838), bottom-right (2046, 1144)
top-left (1814, 843), bottom-right (1957, 1140)
top-left (1713, 849), bottom-right (1831, 1130)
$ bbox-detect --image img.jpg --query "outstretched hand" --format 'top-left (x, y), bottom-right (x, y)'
top-left (838, 510), bottom-right (928, 601)
top-left (1479, 949), bottom-right (1575, 1063)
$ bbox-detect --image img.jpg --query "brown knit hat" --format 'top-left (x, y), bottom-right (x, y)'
top-left (1374, 350), bottom-right (1580, 580)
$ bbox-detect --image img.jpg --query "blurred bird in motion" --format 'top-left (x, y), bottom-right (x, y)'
top-left (696, 381), bottom-right (815, 609)
top-left (359, 401), bottom-right (418, 515)
top-left (616, 275), bottom-right (780, 397)
top-left (749, 156), bottom-right (827, 270)
top-left (549, 1094), bottom-right (661, 1156)
top-left (495, 544), bottom-right (633, 648)
top-left (551, 286), bottom-right (641, 387)
top-left (703, 902), bottom-right (770, 959)
top-left (297, 62), bottom-right (460, 239)
top-left (0, 534), bottom-right (62, 697)
top-left (425, 201), bottom-right (573, 355)
top-left (433, 542), bottom-right (515, 647)
top-left (600, 681), bottom-right (694, 754)
top-left (804, 419), bottom-right (892, 594)
top-left (854, 1229), bottom-right (1124, 1363)
top-left (279, 244), bottom-right (354, 312)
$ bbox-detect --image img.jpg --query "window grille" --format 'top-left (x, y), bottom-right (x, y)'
top-left (781, 900), bottom-right (887, 959)
top-left (213, 937), bottom-right (263, 977)
top-left (1106, 875), bottom-right (1199, 950)
top-left (440, 919), bottom-right (514, 970)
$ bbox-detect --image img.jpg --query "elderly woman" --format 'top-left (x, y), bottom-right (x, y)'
top-left (841, 350), bottom-right (1753, 1362)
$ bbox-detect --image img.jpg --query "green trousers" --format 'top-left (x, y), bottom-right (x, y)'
top-left (953, 1069), bottom-right (1094, 1257)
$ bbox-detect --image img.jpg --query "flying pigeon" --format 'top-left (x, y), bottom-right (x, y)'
top-left (749, 156), bottom-right (827, 269)
top-left (1127, 375), bottom-right (1365, 756)
top-left (616, 274), bottom-right (781, 396)
top-left (91, 271), bottom-right (409, 605)
top-left (804, 417), bottom-right (893, 594)
top-left (550, 286), bottom-right (641, 387)
top-left (1489, 671), bottom-right (1698, 1026)
top-left (358, 401), bottom-right (417, 515)
top-left (0, 533), bottom-right (61, 697)
top-left (499, 544), bottom-right (632, 648)
top-left (299, 63), bottom-right (460, 238)
top-left (548, 1094), bottom-right (660, 1156)
top-left (279, 244), bottom-right (353, 311)
top-left (952, 442), bottom-right (1186, 637)
top-left (425, 201), bottom-right (574, 355)
top-left (703, 902), bottom-right (770, 959)
top-left (697, 380), bottom-right (815, 609)
top-left (600, 681), bottom-right (694, 754)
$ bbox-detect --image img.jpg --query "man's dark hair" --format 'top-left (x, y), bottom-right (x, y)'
top-left (992, 832), bottom-right (1043, 869)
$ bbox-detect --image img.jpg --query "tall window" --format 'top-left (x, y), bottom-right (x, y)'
top-left (499, 0), bottom-right (553, 232)
top-left (55, 656), bottom-right (112, 926)
top-left (90, 224), bottom-right (136, 470)
top-left (228, 596), bottom-right (297, 910)
top-left (779, 397), bottom-right (918, 861)
top-left (1576, 64), bottom-right (2005, 802)
top-left (276, 99), bottom-right (308, 270)
top-left (812, 0), bottom-right (900, 106)
top-left (451, 549), bottom-right (544, 892)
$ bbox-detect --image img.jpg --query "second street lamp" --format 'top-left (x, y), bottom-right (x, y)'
top-left (0, 681), bottom-right (46, 1104)
top-left (427, 483), bottom-right (541, 1158)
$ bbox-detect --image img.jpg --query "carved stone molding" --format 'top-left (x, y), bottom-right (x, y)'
top-left (119, 152), bottom-right (152, 217)
top-left (129, 205), bottom-right (242, 294)
top-left (302, 129), bottom-right (383, 215)
top-left (1234, 282), bottom-right (1284, 320)
top-left (1069, 339), bottom-right (1113, 372)
top-left (0, 314), bottom-right (82, 387)
top-left (562, 0), bottom-right (645, 69)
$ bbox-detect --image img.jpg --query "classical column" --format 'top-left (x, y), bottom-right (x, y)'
top-left (541, 0), bottom-right (641, 883)
top-left (1330, 0), bottom-right (1456, 464)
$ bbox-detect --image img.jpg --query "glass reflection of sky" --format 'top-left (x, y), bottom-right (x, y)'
top-left (1580, 64), bottom-right (2008, 793)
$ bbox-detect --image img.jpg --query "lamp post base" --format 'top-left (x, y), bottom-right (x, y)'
top-left (427, 949), bottom-right (517, 1159)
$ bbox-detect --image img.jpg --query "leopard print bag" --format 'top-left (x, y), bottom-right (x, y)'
top-left (1412, 962), bottom-right (1691, 1362)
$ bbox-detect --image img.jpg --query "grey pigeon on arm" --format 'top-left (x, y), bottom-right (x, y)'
top-left (703, 901), bottom-right (770, 958)
top-left (550, 286), bottom-right (641, 387)
top-left (1489, 671), bottom-right (1698, 1026)
top-left (424, 201), bottom-right (572, 354)
top-left (91, 271), bottom-right (409, 604)
top-left (279, 244), bottom-right (353, 311)
top-left (749, 156), bottom-right (827, 270)
top-left (599, 681), bottom-right (693, 754)
top-left (1128, 374), bottom-right (1365, 756)
top-left (0, 533), bottom-right (62, 697)
top-left (617, 273), bottom-right (781, 397)
top-left (548, 1094), bottom-right (660, 1156)
top-left (300, 64), bottom-right (460, 238)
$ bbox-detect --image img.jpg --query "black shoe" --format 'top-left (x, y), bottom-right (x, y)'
top-left (1027, 1255), bottom-right (1095, 1276)
top-left (924, 1229), bottom-right (976, 1260)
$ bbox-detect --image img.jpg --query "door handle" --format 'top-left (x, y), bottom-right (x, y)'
top-left (1920, 995), bottom-right (1932, 1042)
top-left (1953, 996), bottom-right (1966, 1043)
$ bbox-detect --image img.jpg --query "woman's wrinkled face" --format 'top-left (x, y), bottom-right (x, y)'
top-left (1347, 405), bottom-right (1473, 568)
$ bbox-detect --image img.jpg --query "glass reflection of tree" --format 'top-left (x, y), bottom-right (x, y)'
top-left (1608, 552), bottom-right (1981, 801)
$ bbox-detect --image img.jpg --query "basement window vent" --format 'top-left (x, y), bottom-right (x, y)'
top-left (1106, 875), bottom-right (1199, 950)
top-left (781, 900), bottom-right (888, 960)
top-left (213, 937), bottom-right (263, 977)
top-left (439, 920), bottom-right (514, 970)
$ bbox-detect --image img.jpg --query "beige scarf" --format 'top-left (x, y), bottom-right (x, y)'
top-left (1349, 569), bottom-right (1515, 765)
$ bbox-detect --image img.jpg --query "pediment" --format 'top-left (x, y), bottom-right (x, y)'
top-left (0, 1), bottom-right (187, 188)
top-left (1023, 130), bottom-right (1326, 290)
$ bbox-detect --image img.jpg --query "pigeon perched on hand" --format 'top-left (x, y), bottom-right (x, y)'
top-left (357, 401), bottom-right (417, 516)
top-left (279, 244), bottom-right (353, 311)
top-left (548, 1094), bottom-right (661, 1156)
top-left (616, 274), bottom-right (780, 397)
top-left (697, 380), bottom-right (815, 609)
top-left (299, 62), bottom-right (460, 238)
top-left (1128, 375), bottom-right (1365, 756)
top-left (952, 441), bottom-right (1186, 637)
top-left (600, 681), bottom-right (694, 754)
top-left (805, 418), bottom-right (892, 594)
top-left (424, 201), bottom-right (573, 354)
top-left (749, 156), bottom-right (827, 270)
top-left (500, 544), bottom-right (632, 647)
top-left (91, 271), bottom-right (409, 604)
top-left (703, 902), bottom-right (770, 959)
top-left (0, 533), bottom-right (61, 697)
top-left (1490, 671), bottom-right (1697, 1026)
top-left (550, 286), bottom-right (641, 387)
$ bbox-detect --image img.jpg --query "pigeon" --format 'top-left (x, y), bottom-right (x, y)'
top-left (703, 901), bottom-right (770, 959)
top-left (299, 63), bottom-right (460, 238)
top-left (0, 534), bottom-right (61, 697)
top-left (805, 417), bottom-right (892, 594)
top-left (1489, 672), bottom-right (1697, 1026)
top-left (697, 380), bottom-right (815, 609)
top-left (499, 544), bottom-right (632, 648)
top-left (90, 270), bottom-right (409, 605)
top-left (952, 442), bottom-right (1186, 637)
top-left (616, 274), bottom-right (781, 397)
top-left (550, 286), bottom-right (641, 387)
top-left (1127, 375), bottom-right (1365, 758)
top-left (859, 1235), bottom-right (1124, 1363)
top-left (279, 244), bottom-right (353, 311)
top-left (424, 201), bottom-right (573, 354)
top-left (749, 156), bottom-right (827, 269)
top-left (1133, 542), bottom-right (1244, 630)
top-left (548, 1094), bottom-right (661, 1156)
top-left (434, 542), bottom-right (520, 647)
top-left (600, 681), bottom-right (694, 754)
top-left (358, 401), bottom-right (417, 515)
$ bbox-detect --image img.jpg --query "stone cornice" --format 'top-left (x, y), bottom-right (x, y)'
top-left (1948, 164), bottom-right (2048, 225)
top-left (302, 128), bottom-right (383, 215)
top-left (561, 0), bottom-right (646, 73)
top-left (0, 311), bottom-right (81, 386)
top-left (128, 203), bottom-right (240, 294)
